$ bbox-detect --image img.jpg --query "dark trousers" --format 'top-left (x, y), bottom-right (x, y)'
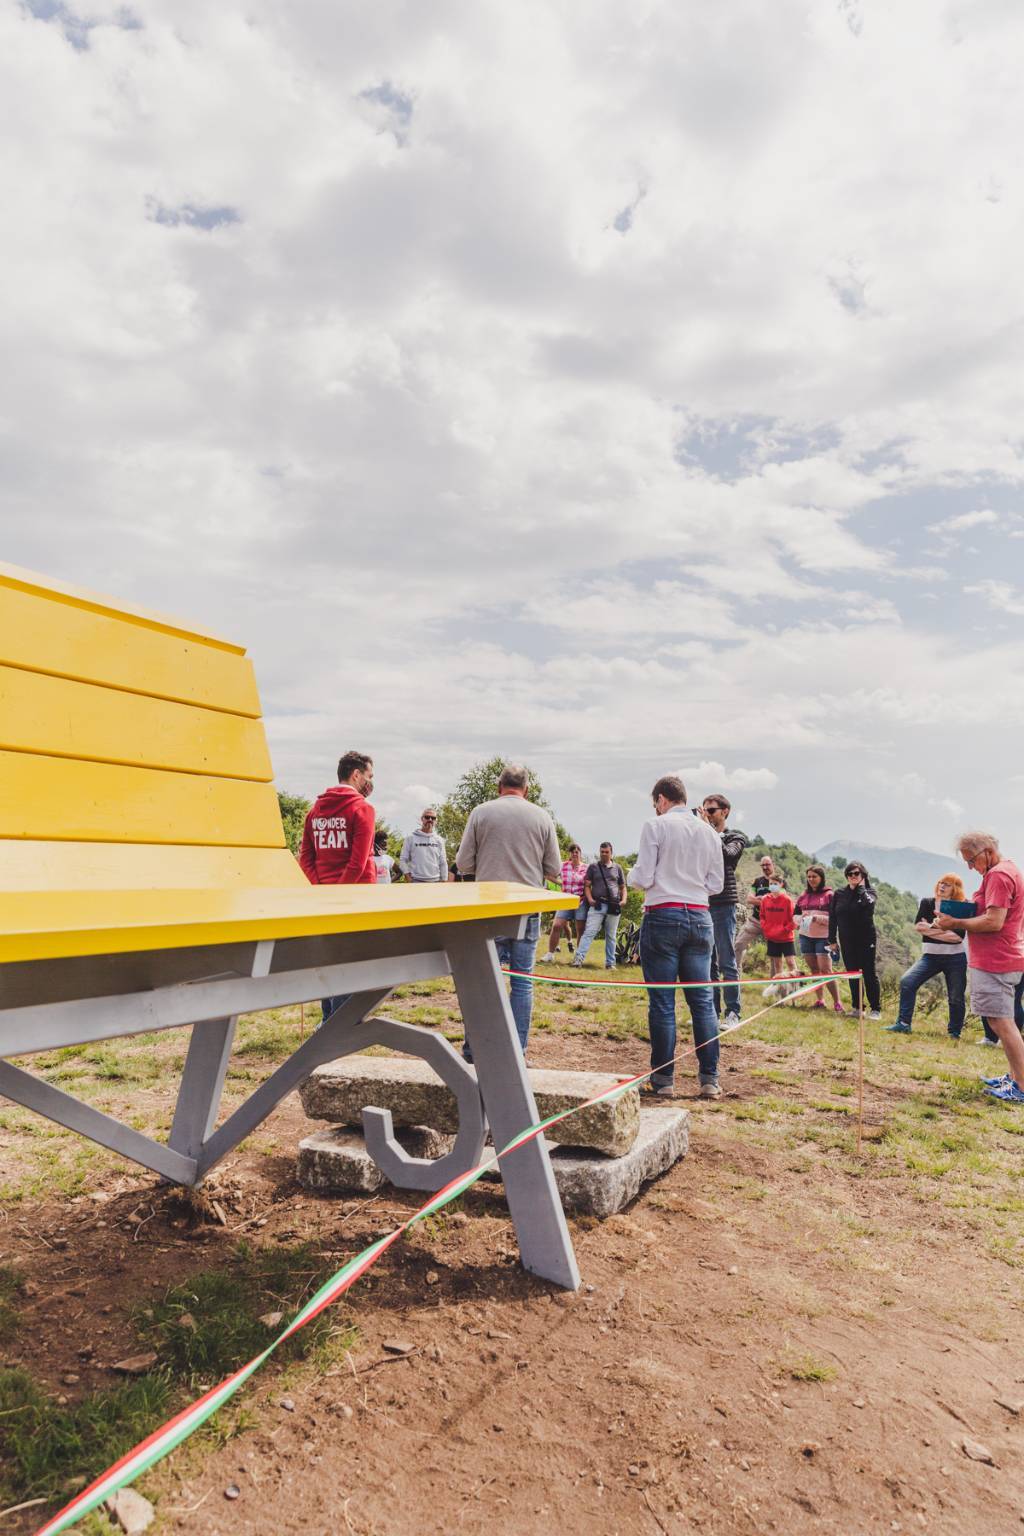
top-left (898, 953), bottom-right (967, 1035)
top-left (839, 934), bottom-right (881, 1012)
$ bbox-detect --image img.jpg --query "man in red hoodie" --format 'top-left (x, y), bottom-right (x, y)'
top-left (300, 751), bottom-right (376, 885)
top-left (299, 750), bottom-right (376, 1023)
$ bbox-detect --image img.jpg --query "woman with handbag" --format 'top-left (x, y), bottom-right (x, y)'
top-left (794, 864), bottom-right (844, 1014)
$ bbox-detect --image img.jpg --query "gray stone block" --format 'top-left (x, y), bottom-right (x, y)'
top-left (298, 1125), bottom-right (452, 1194)
top-left (300, 1055), bottom-right (640, 1158)
top-left (297, 1109), bottom-right (688, 1218)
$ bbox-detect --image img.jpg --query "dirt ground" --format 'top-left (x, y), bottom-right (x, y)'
top-left (2, 1010), bottom-right (1023, 1536)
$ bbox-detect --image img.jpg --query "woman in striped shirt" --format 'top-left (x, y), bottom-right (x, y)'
top-left (539, 844), bottom-right (589, 962)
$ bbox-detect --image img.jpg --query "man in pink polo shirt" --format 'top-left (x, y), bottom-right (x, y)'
top-left (628, 774), bottom-right (725, 1100)
top-left (936, 830), bottom-right (1024, 1105)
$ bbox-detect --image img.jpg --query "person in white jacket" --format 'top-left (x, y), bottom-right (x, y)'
top-left (629, 775), bottom-right (725, 1100)
top-left (399, 809), bottom-right (448, 882)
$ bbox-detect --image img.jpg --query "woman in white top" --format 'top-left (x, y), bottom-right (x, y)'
top-left (887, 874), bottom-right (968, 1037)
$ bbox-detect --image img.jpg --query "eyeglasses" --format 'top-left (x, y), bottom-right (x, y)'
top-left (423, 816), bottom-right (437, 822)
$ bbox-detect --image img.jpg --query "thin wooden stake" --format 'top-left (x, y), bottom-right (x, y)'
top-left (857, 975), bottom-right (864, 1154)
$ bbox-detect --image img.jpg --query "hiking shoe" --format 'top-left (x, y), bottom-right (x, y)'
top-left (866, 1010), bottom-right (882, 1021)
top-left (571, 958), bottom-right (584, 969)
top-left (699, 1080), bottom-right (723, 1100)
top-left (640, 1080), bottom-right (674, 1099)
top-left (947, 1030), bottom-right (962, 1040)
top-left (885, 1022), bottom-right (912, 1034)
top-left (980, 1072), bottom-right (1011, 1088)
top-left (984, 1079), bottom-right (1024, 1104)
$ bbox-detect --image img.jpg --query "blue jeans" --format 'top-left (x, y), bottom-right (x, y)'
top-left (463, 913), bottom-right (540, 1059)
top-left (640, 908), bottom-right (719, 1087)
top-left (898, 953), bottom-right (966, 1034)
top-left (709, 904), bottom-right (740, 1018)
top-left (575, 903), bottom-right (620, 967)
top-left (320, 994), bottom-right (351, 1027)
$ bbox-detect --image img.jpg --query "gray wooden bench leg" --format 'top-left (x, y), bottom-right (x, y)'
top-left (168, 1016), bottom-right (237, 1162)
top-left (447, 933), bottom-right (580, 1291)
top-left (0, 1059), bottom-right (196, 1184)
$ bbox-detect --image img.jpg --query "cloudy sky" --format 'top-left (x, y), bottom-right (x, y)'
top-left (3, 0), bottom-right (1023, 858)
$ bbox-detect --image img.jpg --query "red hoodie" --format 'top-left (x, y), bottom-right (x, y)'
top-left (759, 889), bottom-right (796, 944)
top-left (299, 785), bottom-right (376, 885)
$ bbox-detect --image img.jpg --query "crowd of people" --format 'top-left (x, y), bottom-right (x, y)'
top-left (298, 752), bottom-right (1024, 1109)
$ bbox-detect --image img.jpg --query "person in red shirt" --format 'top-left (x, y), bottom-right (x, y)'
top-left (935, 831), bottom-right (1024, 1105)
top-left (299, 751), bottom-right (376, 886)
top-left (299, 750), bottom-right (376, 1025)
top-left (759, 875), bottom-right (801, 999)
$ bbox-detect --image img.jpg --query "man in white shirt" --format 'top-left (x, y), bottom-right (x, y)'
top-left (629, 775), bottom-right (725, 1099)
top-left (399, 809), bottom-right (448, 882)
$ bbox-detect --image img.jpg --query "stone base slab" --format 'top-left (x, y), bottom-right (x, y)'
top-left (297, 1108), bottom-right (688, 1218)
top-left (299, 1055), bottom-right (640, 1158)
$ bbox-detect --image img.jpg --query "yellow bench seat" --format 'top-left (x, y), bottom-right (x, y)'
top-left (0, 881), bottom-right (563, 965)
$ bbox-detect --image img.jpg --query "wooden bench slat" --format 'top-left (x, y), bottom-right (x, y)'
top-left (0, 841), bottom-right (304, 892)
top-left (0, 882), bottom-right (565, 963)
top-left (0, 582), bottom-right (261, 716)
top-left (0, 751), bottom-right (286, 847)
top-left (0, 665), bottom-right (273, 780)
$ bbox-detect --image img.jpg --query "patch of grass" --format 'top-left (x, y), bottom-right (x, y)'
top-left (0, 1365), bottom-right (172, 1507)
top-left (0, 1265), bottom-right (25, 1342)
top-left (136, 1242), bottom-right (344, 1387)
top-left (775, 1352), bottom-right (838, 1383)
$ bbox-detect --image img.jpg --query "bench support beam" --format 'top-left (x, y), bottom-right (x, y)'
top-left (0, 1058), bottom-right (196, 1184)
top-left (448, 933), bottom-right (580, 1291)
top-left (168, 1016), bottom-right (238, 1163)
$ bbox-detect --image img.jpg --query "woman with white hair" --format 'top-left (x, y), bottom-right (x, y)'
top-left (935, 832), bottom-right (1024, 1105)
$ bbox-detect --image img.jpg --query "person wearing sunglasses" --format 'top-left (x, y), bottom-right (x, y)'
top-left (828, 862), bottom-right (882, 1018)
top-left (934, 831), bottom-right (1024, 1105)
top-left (700, 794), bottom-right (748, 1027)
top-left (399, 807), bottom-right (449, 883)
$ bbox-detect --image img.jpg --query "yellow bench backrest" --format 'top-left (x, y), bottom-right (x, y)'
top-left (0, 562), bottom-right (303, 892)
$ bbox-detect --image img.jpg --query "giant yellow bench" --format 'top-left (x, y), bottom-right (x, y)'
top-left (0, 561), bottom-right (578, 1289)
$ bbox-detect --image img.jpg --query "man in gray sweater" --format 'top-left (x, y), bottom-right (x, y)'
top-left (456, 764), bottom-right (562, 1054)
top-left (399, 808), bottom-right (448, 882)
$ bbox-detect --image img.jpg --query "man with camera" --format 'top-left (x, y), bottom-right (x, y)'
top-left (572, 842), bottom-right (627, 970)
top-left (700, 794), bottom-right (749, 1027)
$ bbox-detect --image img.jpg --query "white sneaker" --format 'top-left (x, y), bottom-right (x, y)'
top-left (538, 951), bottom-right (554, 963)
top-left (866, 1010), bottom-right (882, 1022)
top-left (724, 1012), bottom-right (740, 1027)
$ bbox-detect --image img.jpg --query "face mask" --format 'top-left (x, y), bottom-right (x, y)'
top-left (768, 882), bottom-right (782, 894)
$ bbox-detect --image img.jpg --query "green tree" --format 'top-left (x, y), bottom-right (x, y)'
top-left (436, 756), bottom-right (573, 867)
top-left (277, 791), bottom-right (311, 855)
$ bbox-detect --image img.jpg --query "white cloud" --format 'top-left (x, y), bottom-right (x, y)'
top-left (679, 761), bottom-right (780, 792)
top-left (964, 580), bottom-right (1024, 617)
top-left (927, 509), bottom-right (998, 534)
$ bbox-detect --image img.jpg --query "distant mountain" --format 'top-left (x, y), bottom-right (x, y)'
top-left (814, 840), bottom-right (956, 896)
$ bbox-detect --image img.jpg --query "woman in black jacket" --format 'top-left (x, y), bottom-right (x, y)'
top-left (828, 861), bottom-right (882, 1018)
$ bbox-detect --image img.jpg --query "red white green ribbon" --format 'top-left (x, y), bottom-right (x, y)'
top-left (32, 971), bottom-right (859, 1536)
top-left (503, 968), bottom-right (862, 988)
